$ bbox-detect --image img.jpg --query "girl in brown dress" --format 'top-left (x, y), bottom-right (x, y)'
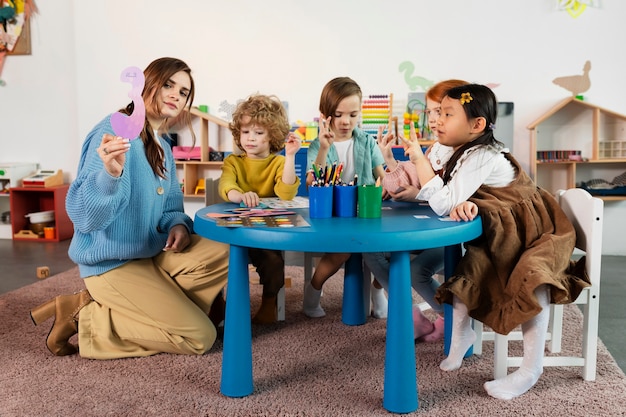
top-left (402, 84), bottom-right (589, 400)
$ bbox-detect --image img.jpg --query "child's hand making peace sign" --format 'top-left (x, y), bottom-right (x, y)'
top-left (399, 122), bottom-right (427, 163)
top-left (317, 114), bottom-right (335, 150)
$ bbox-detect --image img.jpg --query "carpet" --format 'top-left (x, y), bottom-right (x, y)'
top-left (1, 266), bottom-right (626, 417)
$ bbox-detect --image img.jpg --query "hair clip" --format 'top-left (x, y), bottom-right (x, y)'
top-left (460, 92), bottom-right (473, 105)
top-left (489, 123), bottom-right (496, 130)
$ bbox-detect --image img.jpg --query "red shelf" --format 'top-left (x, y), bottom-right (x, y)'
top-left (9, 184), bottom-right (73, 242)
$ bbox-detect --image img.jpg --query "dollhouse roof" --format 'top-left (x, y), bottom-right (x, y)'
top-left (527, 97), bottom-right (626, 130)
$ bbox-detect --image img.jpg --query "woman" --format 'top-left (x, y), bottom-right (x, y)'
top-left (30, 57), bottom-right (229, 359)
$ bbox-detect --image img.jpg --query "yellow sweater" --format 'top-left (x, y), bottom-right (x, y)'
top-left (218, 153), bottom-right (300, 202)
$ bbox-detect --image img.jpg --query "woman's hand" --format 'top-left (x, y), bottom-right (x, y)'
top-left (317, 114), bottom-right (334, 150)
top-left (284, 132), bottom-right (301, 156)
top-left (163, 224), bottom-right (191, 252)
top-left (399, 123), bottom-right (426, 163)
top-left (99, 134), bottom-right (130, 177)
top-left (450, 201), bottom-right (478, 222)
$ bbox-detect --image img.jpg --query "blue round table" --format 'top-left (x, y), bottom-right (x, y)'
top-left (194, 200), bottom-right (482, 413)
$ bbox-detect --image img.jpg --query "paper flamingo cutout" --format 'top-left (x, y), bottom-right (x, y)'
top-left (111, 66), bottom-right (145, 140)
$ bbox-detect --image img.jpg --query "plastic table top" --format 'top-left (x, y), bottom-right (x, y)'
top-left (194, 201), bottom-right (481, 253)
top-left (194, 200), bottom-right (482, 413)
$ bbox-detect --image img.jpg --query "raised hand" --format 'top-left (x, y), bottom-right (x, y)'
top-left (399, 122), bottom-right (426, 163)
top-left (376, 124), bottom-right (396, 166)
top-left (317, 114), bottom-right (334, 150)
top-left (284, 132), bottom-right (301, 156)
top-left (99, 134), bottom-right (130, 178)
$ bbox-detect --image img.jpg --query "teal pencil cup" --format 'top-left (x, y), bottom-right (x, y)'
top-left (357, 185), bottom-right (383, 218)
top-left (309, 186), bottom-right (333, 218)
top-left (333, 185), bottom-right (357, 217)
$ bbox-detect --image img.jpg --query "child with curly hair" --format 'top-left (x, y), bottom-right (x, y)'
top-left (219, 94), bottom-right (301, 323)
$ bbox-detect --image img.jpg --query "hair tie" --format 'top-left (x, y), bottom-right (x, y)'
top-left (489, 123), bottom-right (496, 130)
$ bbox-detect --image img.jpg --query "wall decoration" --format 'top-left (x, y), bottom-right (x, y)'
top-left (0, 0), bottom-right (38, 86)
top-left (218, 99), bottom-right (241, 121)
top-left (398, 61), bottom-right (434, 92)
top-left (7, 14), bottom-right (29, 54)
top-left (555, 0), bottom-right (600, 18)
top-left (552, 60), bottom-right (591, 96)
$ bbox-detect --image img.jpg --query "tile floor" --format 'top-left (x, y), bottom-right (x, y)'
top-left (1, 239), bottom-right (624, 373)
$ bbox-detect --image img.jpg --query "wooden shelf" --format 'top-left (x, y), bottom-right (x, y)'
top-left (529, 97), bottom-right (626, 197)
top-left (176, 108), bottom-right (231, 198)
top-left (598, 196), bottom-right (626, 201)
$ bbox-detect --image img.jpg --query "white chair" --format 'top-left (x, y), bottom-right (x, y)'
top-left (473, 188), bottom-right (603, 381)
top-left (205, 177), bottom-right (287, 321)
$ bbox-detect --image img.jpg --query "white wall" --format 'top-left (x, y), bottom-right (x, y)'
top-left (1, 0), bottom-right (625, 254)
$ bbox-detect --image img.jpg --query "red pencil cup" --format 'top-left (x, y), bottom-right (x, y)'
top-left (309, 186), bottom-right (333, 218)
top-left (333, 185), bottom-right (357, 217)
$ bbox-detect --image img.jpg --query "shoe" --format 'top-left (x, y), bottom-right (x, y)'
top-left (412, 306), bottom-right (434, 341)
top-left (208, 292), bottom-right (226, 327)
top-left (252, 295), bottom-right (277, 324)
top-left (371, 285), bottom-right (388, 319)
top-left (418, 315), bottom-right (444, 343)
top-left (303, 282), bottom-right (325, 318)
top-left (30, 289), bottom-right (92, 356)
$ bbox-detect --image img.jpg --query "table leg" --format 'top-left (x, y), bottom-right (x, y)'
top-left (220, 245), bottom-right (254, 397)
top-left (342, 253), bottom-right (366, 326)
top-left (443, 244), bottom-right (473, 358)
top-left (383, 251), bottom-right (418, 413)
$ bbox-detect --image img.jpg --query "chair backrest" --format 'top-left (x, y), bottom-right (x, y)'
top-left (204, 177), bottom-right (223, 206)
top-left (556, 188), bottom-right (604, 285)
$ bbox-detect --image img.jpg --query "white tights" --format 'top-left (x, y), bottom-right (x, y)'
top-left (439, 296), bottom-right (476, 371)
top-left (484, 284), bottom-right (551, 400)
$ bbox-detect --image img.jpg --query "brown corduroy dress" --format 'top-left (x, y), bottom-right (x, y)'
top-left (435, 153), bottom-right (590, 335)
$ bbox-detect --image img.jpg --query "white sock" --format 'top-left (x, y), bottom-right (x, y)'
top-left (371, 285), bottom-right (388, 319)
top-left (440, 296), bottom-right (476, 371)
top-left (303, 281), bottom-right (325, 318)
top-left (484, 285), bottom-right (550, 400)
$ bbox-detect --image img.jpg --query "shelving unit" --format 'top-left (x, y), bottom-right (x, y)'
top-left (10, 184), bottom-right (73, 242)
top-left (175, 107), bottom-right (232, 198)
top-left (0, 162), bottom-right (38, 239)
top-left (528, 97), bottom-right (626, 200)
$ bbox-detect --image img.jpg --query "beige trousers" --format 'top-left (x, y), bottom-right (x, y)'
top-left (78, 235), bottom-right (228, 359)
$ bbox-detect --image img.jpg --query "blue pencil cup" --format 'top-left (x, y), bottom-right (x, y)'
top-left (333, 185), bottom-right (357, 217)
top-left (309, 186), bottom-right (333, 218)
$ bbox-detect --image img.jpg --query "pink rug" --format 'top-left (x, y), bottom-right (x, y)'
top-left (1, 266), bottom-right (625, 416)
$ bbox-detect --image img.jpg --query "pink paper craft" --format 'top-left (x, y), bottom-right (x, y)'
top-left (111, 66), bottom-right (146, 140)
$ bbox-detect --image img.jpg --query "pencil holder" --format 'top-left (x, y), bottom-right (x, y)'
top-left (333, 185), bottom-right (357, 217)
top-left (309, 186), bottom-right (333, 218)
top-left (357, 185), bottom-right (383, 218)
